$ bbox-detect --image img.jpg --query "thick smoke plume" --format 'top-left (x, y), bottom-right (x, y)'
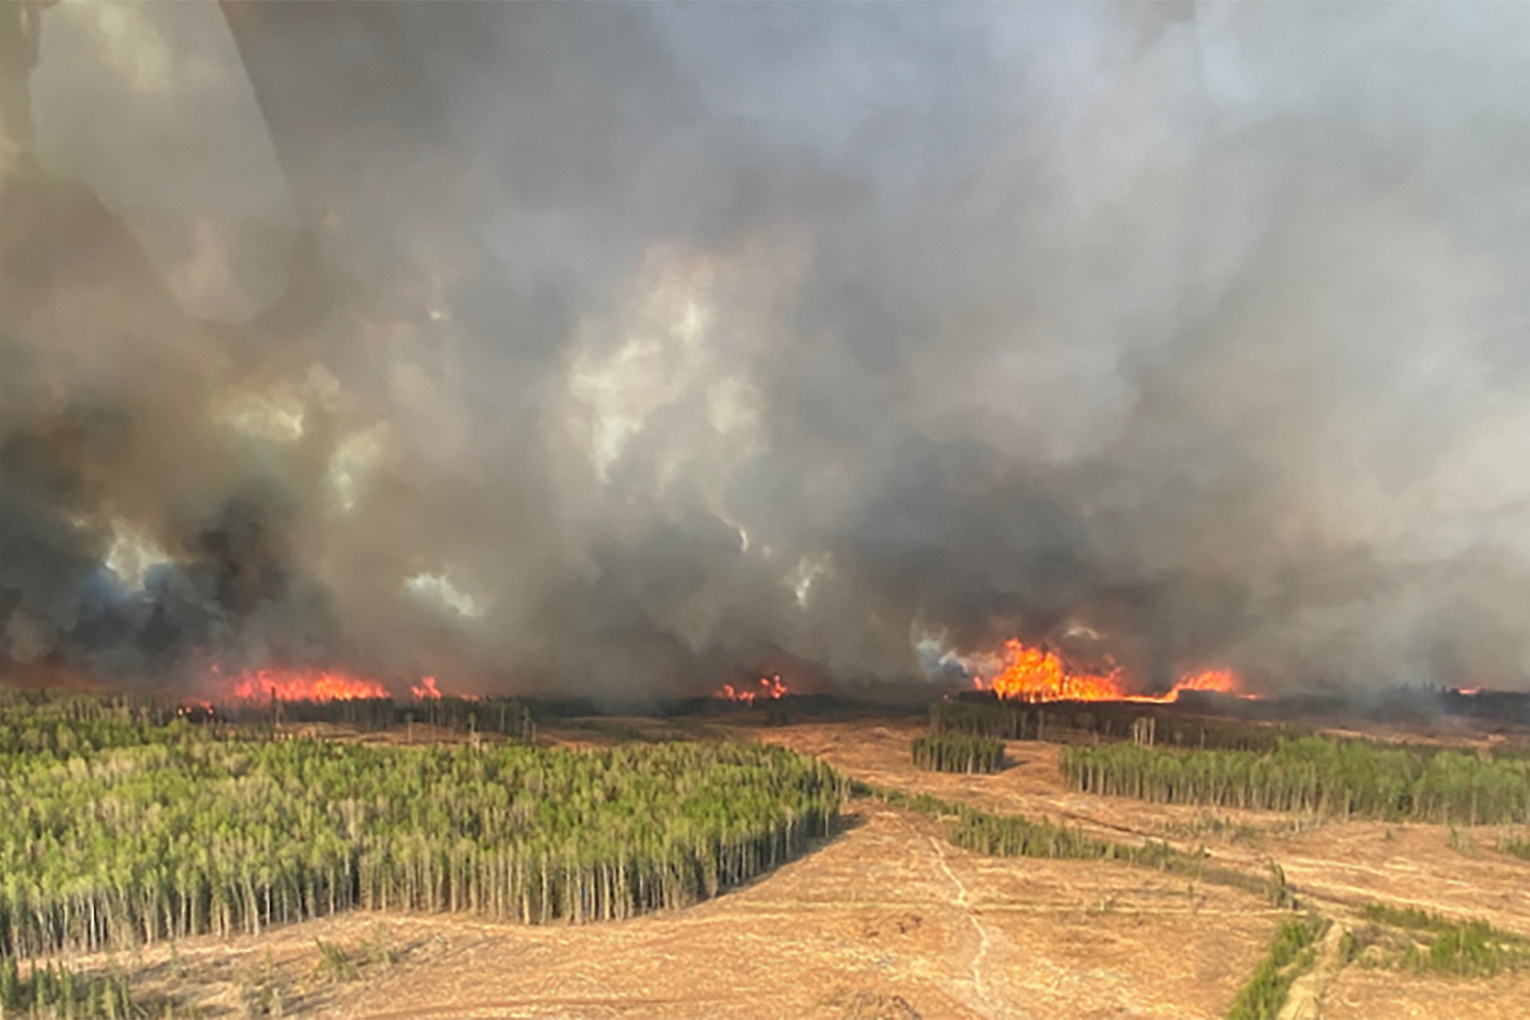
top-left (3, 2), bottom-right (1530, 697)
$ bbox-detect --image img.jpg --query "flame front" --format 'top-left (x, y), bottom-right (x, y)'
top-left (972, 641), bottom-right (1254, 703)
top-left (714, 674), bottom-right (789, 704)
top-left (1170, 668), bottom-right (1238, 695)
top-left (411, 675), bottom-right (442, 700)
top-left (220, 666), bottom-right (390, 702)
top-left (977, 640), bottom-right (1125, 701)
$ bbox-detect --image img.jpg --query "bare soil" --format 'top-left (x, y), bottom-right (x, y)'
top-left (746, 720), bottom-right (1530, 933)
top-left (746, 718), bottom-right (1530, 1018)
top-left (1324, 967), bottom-right (1530, 1020)
top-left (95, 805), bottom-right (1273, 1019)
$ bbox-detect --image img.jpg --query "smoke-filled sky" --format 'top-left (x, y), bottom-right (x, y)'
top-left (6, 1), bottom-right (1530, 697)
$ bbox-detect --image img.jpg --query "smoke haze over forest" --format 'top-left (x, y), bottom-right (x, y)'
top-left (5, 2), bottom-right (1530, 698)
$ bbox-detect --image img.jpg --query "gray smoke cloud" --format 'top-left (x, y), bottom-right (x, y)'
top-left (4, 1), bottom-right (1530, 697)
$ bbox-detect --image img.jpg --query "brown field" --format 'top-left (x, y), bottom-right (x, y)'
top-left (744, 719), bottom-right (1530, 937)
top-left (52, 713), bottom-right (1530, 1018)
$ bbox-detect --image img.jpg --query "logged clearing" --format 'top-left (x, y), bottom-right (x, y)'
top-left (750, 719), bottom-right (1530, 937)
top-left (43, 714), bottom-right (1530, 1018)
top-left (91, 806), bottom-right (1273, 1019)
top-left (1324, 967), bottom-right (1530, 1020)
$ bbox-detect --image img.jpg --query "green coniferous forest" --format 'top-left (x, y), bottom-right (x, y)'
top-left (1060, 736), bottom-right (1530, 824)
top-left (0, 699), bottom-right (844, 961)
top-left (910, 732), bottom-right (1004, 773)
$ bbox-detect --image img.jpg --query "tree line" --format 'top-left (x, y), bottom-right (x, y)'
top-left (929, 697), bottom-right (1302, 752)
top-left (0, 689), bottom-right (537, 746)
top-left (0, 724), bottom-right (845, 959)
top-left (216, 694), bottom-right (536, 740)
top-left (0, 695), bottom-right (184, 758)
top-left (910, 733), bottom-right (1004, 774)
top-left (1060, 736), bottom-right (1530, 824)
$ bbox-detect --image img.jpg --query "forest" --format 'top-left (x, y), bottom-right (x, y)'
top-left (207, 694), bottom-right (535, 740)
top-left (0, 698), bottom-right (845, 961)
top-left (0, 691), bottom-right (535, 750)
top-left (910, 732), bottom-right (1004, 773)
top-left (1060, 736), bottom-right (1530, 824)
top-left (929, 697), bottom-right (1303, 752)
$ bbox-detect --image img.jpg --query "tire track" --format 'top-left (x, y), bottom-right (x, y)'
top-left (927, 835), bottom-right (1007, 1019)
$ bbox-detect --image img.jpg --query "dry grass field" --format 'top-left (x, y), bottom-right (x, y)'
top-left (42, 712), bottom-right (1530, 1018)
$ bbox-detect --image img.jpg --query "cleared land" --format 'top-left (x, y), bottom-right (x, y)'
top-left (17, 711), bottom-right (1530, 1018)
top-left (748, 717), bottom-right (1530, 1018)
top-left (73, 805), bottom-right (1274, 1019)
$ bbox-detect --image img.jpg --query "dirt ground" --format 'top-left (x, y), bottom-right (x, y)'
top-left (57, 714), bottom-right (1530, 1018)
top-left (95, 805), bottom-right (1273, 1020)
top-left (1323, 966), bottom-right (1530, 1020)
top-left (745, 717), bottom-right (1530, 1018)
top-left (745, 719), bottom-right (1530, 930)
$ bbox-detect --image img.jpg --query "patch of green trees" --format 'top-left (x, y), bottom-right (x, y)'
top-left (910, 733), bottom-right (1004, 774)
top-left (1407, 920), bottom-right (1528, 976)
top-left (0, 957), bottom-right (137, 1019)
top-left (0, 695), bottom-right (178, 757)
top-left (1353, 903), bottom-right (1530, 977)
top-left (0, 727), bottom-right (844, 959)
top-left (1060, 736), bottom-right (1530, 824)
top-left (929, 698), bottom-right (1299, 752)
top-left (223, 694), bottom-right (536, 740)
top-left (1225, 914), bottom-right (1327, 1020)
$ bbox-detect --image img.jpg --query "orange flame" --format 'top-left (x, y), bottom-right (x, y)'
top-left (971, 641), bottom-right (1254, 703)
top-left (220, 666), bottom-right (389, 702)
top-left (714, 674), bottom-right (789, 704)
top-left (411, 675), bottom-right (442, 700)
top-left (1168, 668), bottom-right (1238, 695)
top-left (976, 640), bottom-right (1125, 701)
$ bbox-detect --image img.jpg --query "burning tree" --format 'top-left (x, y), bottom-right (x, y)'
top-left (713, 674), bottom-right (789, 705)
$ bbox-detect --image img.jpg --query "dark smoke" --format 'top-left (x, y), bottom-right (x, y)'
top-left (4, 2), bottom-right (1530, 696)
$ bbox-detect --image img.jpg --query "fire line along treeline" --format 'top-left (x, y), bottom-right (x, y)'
top-left (0, 696), bottom-right (845, 959)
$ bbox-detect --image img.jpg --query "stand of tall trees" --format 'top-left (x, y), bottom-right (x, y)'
top-left (0, 727), bottom-right (844, 959)
top-left (930, 697), bottom-right (1301, 752)
top-left (0, 695), bottom-right (181, 757)
top-left (1061, 737), bottom-right (1530, 824)
top-left (408, 696), bottom-right (534, 740)
top-left (911, 733), bottom-right (1004, 774)
top-left (0, 956), bottom-right (137, 1019)
top-left (219, 695), bottom-right (536, 740)
top-left (0, 691), bottom-right (537, 747)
